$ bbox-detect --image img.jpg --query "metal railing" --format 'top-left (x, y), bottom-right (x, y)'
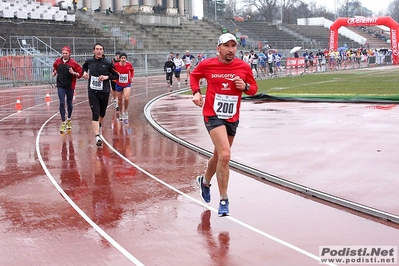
top-left (1, 55), bottom-right (393, 87)
top-left (0, 51), bottom-right (211, 86)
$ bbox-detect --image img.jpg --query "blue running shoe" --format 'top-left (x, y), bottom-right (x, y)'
top-left (196, 175), bottom-right (210, 203)
top-left (218, 199), bottom-right (229, 217)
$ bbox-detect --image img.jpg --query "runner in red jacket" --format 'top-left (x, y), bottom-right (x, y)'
top-left (191, 33), bottom-right (258, 217)
top-left (52, 45), bottom-right (82, 134)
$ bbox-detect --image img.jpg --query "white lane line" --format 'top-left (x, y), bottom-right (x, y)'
top-left (32, 85), bottom-right (335, 265)
top-left (31, 86), bottom-right (169, 265)
top-left (101, 136), bottom-right (337, 266)
top-left (35, 115), bottom-right (145, 266)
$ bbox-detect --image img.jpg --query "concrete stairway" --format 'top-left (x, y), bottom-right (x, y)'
top-left (283, 24), bottom-right (359, 49)
top-left (349, 26), bottom-right (389, 49)
top-left (75, 12), bottom-right (223, 52)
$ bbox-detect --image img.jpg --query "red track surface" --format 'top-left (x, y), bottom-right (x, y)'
top-left (0, 74), bottom-right (398, 266)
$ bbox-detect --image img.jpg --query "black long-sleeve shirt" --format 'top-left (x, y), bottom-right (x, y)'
top-left (82, 56), bottom-right (119, 93)
top-left (164, 61), bottom-right (176, 74)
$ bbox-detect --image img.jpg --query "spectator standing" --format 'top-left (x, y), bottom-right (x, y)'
top-left (258, 50), bottom-right (266, 77)
top-left (190, 33), bottom-right (258, 217)
top-left (355, 49), bottom-right (362, 68)
top-left (242, 51), bottom-right (250, 65)
top-left (328, 49), bottom-right (336, 70)
top-left (82, 43), bottom-right (119, 147)
top-left (72, 0), bottom-right (77, 12)
top-left (316, 49), bottom-right (324, 72)
top-left (238, 51), bottom-right (244, 60)
top-left (302, 49), bottom-right (309, 71)
top-left (308, 51), bottom-right (314, 72)
top-left (274, 49), bottom-right (282, 75)
top-left (324, 48), bottom-right (330, 69)
top-left (265, 49), bottom-right (275, 76)
top-left (52, 45), bottom-right (82, 134)
top-left (249, 50), bottom-right (259, 78)
top-left (241, 37), bottom-right (246, 49)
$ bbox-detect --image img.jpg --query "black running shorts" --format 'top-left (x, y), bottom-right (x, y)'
top-left (204, 116), bottom-right (239, 137)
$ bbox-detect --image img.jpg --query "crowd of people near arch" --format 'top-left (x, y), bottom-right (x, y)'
top-left (235, 45), bottom-right (391, 78)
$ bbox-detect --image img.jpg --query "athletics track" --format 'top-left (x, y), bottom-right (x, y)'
top-left (0, 69), bottom-right (398, 265)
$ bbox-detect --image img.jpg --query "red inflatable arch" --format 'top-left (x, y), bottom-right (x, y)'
top-left (329, 16), bottom-right (399, 65)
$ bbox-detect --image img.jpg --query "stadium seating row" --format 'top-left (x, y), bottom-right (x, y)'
top-left (0, 1), bottom-right (75, 21)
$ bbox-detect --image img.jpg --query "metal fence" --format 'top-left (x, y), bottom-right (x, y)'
top-left (0, 51), bottom-right (213, 86)
top-left (0, 51), bottom-right (392, 87)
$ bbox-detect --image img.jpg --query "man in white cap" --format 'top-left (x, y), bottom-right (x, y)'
top-left (190, 33), bottom-right (258, 217)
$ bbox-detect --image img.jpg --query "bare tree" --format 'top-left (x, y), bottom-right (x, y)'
top-left (203, 0), bottom-right (227, 20)
top-left (236, 0), bottom-right (335, 24)
top-left (223, 0), bottom-right (237, 19)
top-left (243, 0), bottom-right (279, 23)
top-left (388, 0), bottom-right (399, 23)
top-left (283, 0), bottom-right (308, 24)
top-left (337, 0), bottom-right (362, 17)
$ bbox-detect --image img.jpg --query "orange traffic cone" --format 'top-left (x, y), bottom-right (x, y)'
top-left (45, 92), bottom-right (51, 103)
top-left (15, 96), bottom-right (22, 112)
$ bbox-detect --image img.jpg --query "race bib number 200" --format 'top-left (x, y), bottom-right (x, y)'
top-left (213, 93), bottom-right (238, 119)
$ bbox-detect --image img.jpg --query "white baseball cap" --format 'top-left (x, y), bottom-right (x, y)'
top-left (218, 33), bottom-right (238, 46)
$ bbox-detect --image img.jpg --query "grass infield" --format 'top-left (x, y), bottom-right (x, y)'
top-left (186, 66), bottom-right (399, 102)
top-left (254, 66), bottom-right (399, 102)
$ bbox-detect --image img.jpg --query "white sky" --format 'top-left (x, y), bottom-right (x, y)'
top-left (304, 0), bottom-right (390, 16)
top-left (237, 0), bottom-right (391, 16)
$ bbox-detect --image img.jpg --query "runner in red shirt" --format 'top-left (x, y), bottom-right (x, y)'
top-left (191, 33), bottom-right (258, 217)
top-left (114, 52), bottom-right (134, 124)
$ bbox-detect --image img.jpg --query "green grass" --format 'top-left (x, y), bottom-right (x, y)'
top-left (184, 66), bottom-right (399, 101)
top-left (256, 67), bottom-right (399, 101)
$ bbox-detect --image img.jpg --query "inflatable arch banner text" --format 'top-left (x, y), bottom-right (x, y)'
top-left (329, 16), bottom-right (399, 65)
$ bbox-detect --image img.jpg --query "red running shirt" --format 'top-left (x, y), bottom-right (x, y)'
top-left (114, 62), bottom-right (134, 87)
top-left (190, 57), bottom-right (258, 122)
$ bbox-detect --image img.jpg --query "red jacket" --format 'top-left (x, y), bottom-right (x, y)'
top-left (53, 57), bottom-right (82, 89)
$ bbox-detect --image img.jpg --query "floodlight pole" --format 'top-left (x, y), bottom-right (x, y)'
top-left (215, 0), bottom-right (217, 21)
top-left (334, 0), bottom-right (337, 20)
